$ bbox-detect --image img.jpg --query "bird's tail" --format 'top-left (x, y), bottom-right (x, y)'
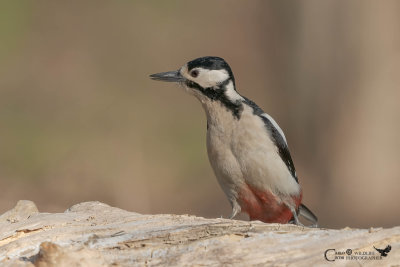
top-left (299, 204), bottom-right (318, 227)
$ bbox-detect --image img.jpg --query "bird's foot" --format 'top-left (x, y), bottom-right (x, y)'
top-left (229, 202), bottom-right (241, 219)
top-left (289, 207), bottom-right (305, 227)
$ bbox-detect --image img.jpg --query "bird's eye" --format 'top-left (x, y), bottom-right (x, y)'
top-left (190, 70), bottom-right (199, 78)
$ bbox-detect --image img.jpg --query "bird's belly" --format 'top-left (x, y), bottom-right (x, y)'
top-left (207, 129), bottom-right (302, 223)
top-left (205, 103), bottom-right (300, 219)
top-left (206, 130), bottom-right (244, 202)
top-left (231, 110), bottom-right (301, 197)
top-left (233, 143), bottom-right (300, 197)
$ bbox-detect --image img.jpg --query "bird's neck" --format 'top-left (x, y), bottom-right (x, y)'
top-left (193, 79), bottom-right (245, 120)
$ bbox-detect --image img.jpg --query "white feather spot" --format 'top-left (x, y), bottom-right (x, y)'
top-left (224, 80), bottom-right (244, 102)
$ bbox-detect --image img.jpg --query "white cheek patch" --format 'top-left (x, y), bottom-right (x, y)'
top-left (195, 69), bottom-right (229, 88)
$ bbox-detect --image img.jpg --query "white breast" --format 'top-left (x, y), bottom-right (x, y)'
top-left (204, 100), bottom-right (244, 203)
top-left (204, 101), bottom-right (300, 200)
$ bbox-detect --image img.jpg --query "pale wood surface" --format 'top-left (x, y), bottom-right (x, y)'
top-left (0, 201), bottom-right (399, 266)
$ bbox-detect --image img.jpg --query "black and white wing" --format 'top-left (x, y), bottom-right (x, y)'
top-left (259, 113), bottom-right (298, 183)
top-left (243, 97), bottom-right (298, 183)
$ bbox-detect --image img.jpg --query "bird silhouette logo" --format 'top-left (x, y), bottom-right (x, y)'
top-left (373, 245), bottom-right (391, 257)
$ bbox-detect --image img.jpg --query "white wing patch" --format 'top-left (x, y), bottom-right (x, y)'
top-left (260, 113), bottom-right (287, 144)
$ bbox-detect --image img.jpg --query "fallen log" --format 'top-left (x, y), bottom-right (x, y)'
top-left (0, 200), bottom-right (398, 266)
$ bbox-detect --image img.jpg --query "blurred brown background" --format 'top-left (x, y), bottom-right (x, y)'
top-left (0, 1), bottom-right (399, 229)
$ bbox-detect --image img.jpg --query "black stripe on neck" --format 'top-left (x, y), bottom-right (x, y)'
top-left (185, 79), bottom-right (243, 119)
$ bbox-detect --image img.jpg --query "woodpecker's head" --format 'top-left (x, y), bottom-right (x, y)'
top-left (150, 57), bottom-right (243, 105)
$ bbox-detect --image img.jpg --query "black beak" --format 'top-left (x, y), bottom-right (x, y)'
top-left (149, 70), bottom-right (185, 82)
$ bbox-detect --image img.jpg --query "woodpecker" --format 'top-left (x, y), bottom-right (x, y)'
top-left (150, 56), bottom-right (318, 227)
